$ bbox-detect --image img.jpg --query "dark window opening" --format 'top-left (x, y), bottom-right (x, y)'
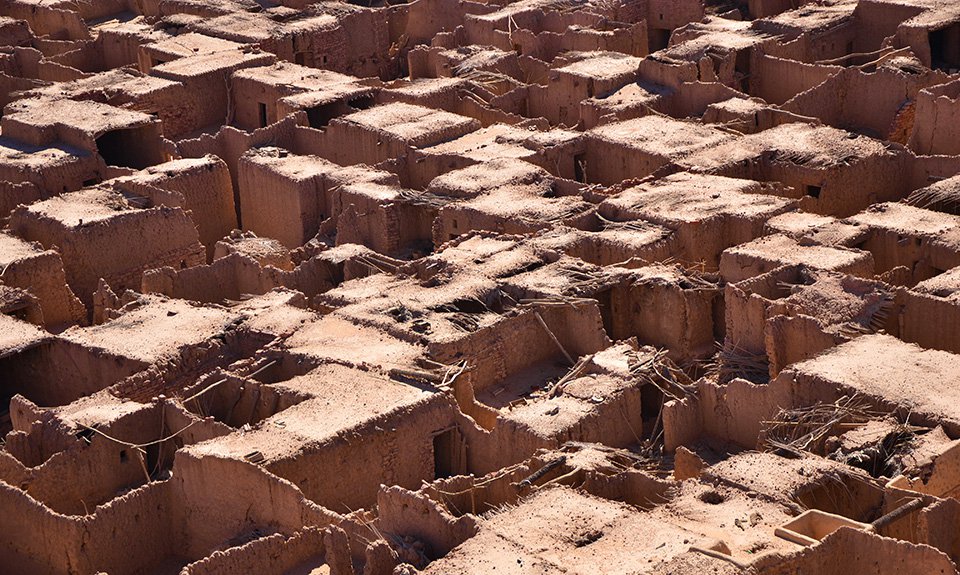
top-left (640, 384), bottom-right (664, 436)
top-left (595, 287), bottom-right (614, 337)
top-left (648, 28), bottom-right (671, 53)
top-left (306, 104), bottom-right (338, 129)
top-left (574, 153), bottom-right (586, 183)
top-left (432, 427), bottom-right (466, 479)
top-left (294, 52), bottom-right (307, 65)
top-left (930, 25), bottom-right (960, 71)
top-left (806, 185), bottom-right (822, 199)
top-left (321, 55), bottom-right (329, 65)
top-left (735, 49), bottom-right (751, 93)
top-left (348, 95), bottom-right (374, 110)
top-left (432, 297), bottom-right (490, 314)
top-left (258, 102), bottom-right (268, 128)
top-left (96, 128), bottom-right (157, 170)
top-left (119, 450), bottom-right (128, 463)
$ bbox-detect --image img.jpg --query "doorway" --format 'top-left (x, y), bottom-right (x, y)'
top-left (432, 427), bottom-right (467, 479)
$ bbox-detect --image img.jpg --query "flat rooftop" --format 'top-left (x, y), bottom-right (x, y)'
top-left (3, 98), bottom-right (156, 136)
top-left (422, 486), bottom-right (733, 575)
top-left (588, 116), bottom-right (735, 156)
top-left (186, 363), bottom-right (433, 460)
top-left (0, 139), bottom-right (89, 173)
top-left (337, 102), bottom-right (480, 147)
top-left (913, 266), bottom-right (960, 301)
top-left (13, 188), bottom-right (140, 228)
top-left (143, 32), bottom-right (248, 57)
top-left (0, 314), bottom-right (50, 359)
top-left (556, 51), bottom-right (642, 81)
top-left (60, 296), bottom-right (235, 364)
top-left (600, 172), bottom-right (793, 226)
top-left (0, 231), bottom-right (43, 266)
top-left (847, 202), bottom-right (960, 237)
top-left (428, 158), bottom-right (555, 199)
top-left (151, 48), bottom-right (275, 79)
top-left (283, 314), bottom-right (424, 369)
top-left (685, 123), bottom-right (892, 172)
top-left (780, 333), bottom-right (960, 429)
top-left (422, 124), bottom-right (581, 164)
top-left (233, 62), bottom-right (361, 90)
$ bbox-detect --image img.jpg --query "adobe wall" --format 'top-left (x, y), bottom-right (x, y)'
top-left (5, 401), bottom-right (231, 517)
top-left (764, 314), bottom-right (844, 376)
top-left (637, 56), bottom-right (700, 90)
top-left (143, 248), bottom-right (348, 305)
top-left (783, 66), bottom-right (948, 139)
top-left (176, 114), bottom-right (301, 224)
top-left (556, 230), bottom-right (677, 267)
top-left (77, 480), bottom-right (181, 575)
top-left (230, 73), bottom-right (289, 132)
top-left (456, 414), bottom-right (562, 474)
top-left (0, 3), bottom-right (89, 40)
top-left (902, 291), bottom-right (960, 354)
top-left (5, 398), bottom-right (77, 467)
top-left (9, 206), bottom-right (206, 307)
top-left (142, 253), bottom-right (267, 303)
top-left (528, 61), bottom-right (640, 127)
top-left (0, 151), bottom-right (102, 201)
top-left (402, 0), bottom-right (471, 45)
top-left (318, 119), bottom-right (439, 167)
top-left (581, 136), bottom-right (666, 186)
top-left (608, 277), bottom-right (720, 361)
top-left (118, 156), bottom-right (238, 260)
top-left (377, 485), bottom-right (480, 557)
top-left (751, 53), bottom-right (840, 105)
top-left (646, 0), bottom-right (704, 32)
top-left (908, 80), bottom-right (960, 156)
top-left (173, 450), bottom-right (340, 559)
top-left (433, 201), bottom-right (559, 245)
top-left (0, 479), bottom-right (81, 574)
top-left (266, 394), bottom-right (460, 511)
top-left (852, 1), bottom-right (927, 57)
top-left (236, 152), bottom-right (327, 249)
top-left (151, 52), bottom-right (276, 135)
top-left (336, 190), bottom-right (435, 257)
top-left (0, 478), bottom-right (178, 575)
top-left (756, 527), bottom-right (958, 575)
top-left (1, 341), bottom-right (147, 406)
top-left (663, 377), bottom-right (790, 451)
top-left (1, 249), bottom-right (87, 330)
top-left (855, 224), bottom-right (960, 285)
top-left (755, 150), bottom-right (913, 218)
top-left (428, 303), bottom-right (611, 395)
top-left (180, 528), bottom-right (327, 575)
